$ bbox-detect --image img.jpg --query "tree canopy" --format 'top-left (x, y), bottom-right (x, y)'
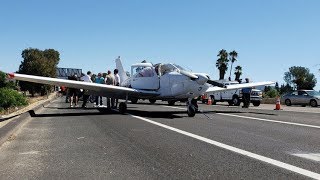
top-left (215, 49), bottom-right (229, 80)
top-left (18, 48), bottom-right (60, 96)
top-left (284, 66), bottom-right (317, 90)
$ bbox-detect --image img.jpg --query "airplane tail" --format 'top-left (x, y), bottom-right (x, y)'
top-left (115, 56), bottom-right (129, 83)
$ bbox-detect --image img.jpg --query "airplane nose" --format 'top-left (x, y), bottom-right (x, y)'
top-left (196, 74), bottom-right (208, 85)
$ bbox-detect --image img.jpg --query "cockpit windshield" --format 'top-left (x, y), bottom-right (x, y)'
top-left (172, 64), bottom-right (186, 71)
top-left (157, 63), bottom-right (186, 76)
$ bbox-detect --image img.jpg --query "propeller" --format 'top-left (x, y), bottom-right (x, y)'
top-left (207, 79), bottom-right (226, 88)
top-left (179, 70), bottom-right (198, 79)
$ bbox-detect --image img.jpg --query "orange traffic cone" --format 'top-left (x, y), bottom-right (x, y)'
top-left (274, 96), bottom-right (281, 110)
top-left (207, 96), bottom-right (212, 105)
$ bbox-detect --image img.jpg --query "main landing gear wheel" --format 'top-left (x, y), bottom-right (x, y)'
top-left (187, 98), bottom-right (198, 117)
top-left (149, 99), bottom-right (156, 104)
top-left (130, 98), bottom-right (138, 104)
top-left (187, 105), bottom-right (196, 117)
top-left (119, 102), bottom-right (127, 114)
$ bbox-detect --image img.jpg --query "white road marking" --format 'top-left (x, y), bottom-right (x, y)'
top-left (164, 106), bottom-right (320, 129)
top-left (293, 153), bottom-right (320, 162)
top-left (19, 151), bottom-right (40, 155)
top-left (128, 113), bottom-right (320, 179)
top-left (217, 113), bottom-right (320, 129)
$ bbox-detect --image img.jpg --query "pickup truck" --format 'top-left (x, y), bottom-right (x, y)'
top-left (201, 81), bottom-right (262, 106)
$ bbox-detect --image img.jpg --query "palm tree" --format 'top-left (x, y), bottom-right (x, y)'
top-left (234, 65), bottom-right (242, 82)
top-left (228, 50), bottom-right (238, 81)
top-left (215, 49), bottom-right (229, 80)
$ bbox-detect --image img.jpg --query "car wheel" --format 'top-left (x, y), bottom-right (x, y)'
top-left (252, 101), bottom-right (261, 106)
top-left (285, 99), bottom-right (291, 106)
top-left (232, 96), bottom-right (240, 106)
top-left (310, 99), bottom-right (318, 107)
top-left (168, 100), bottom-right (176, 106)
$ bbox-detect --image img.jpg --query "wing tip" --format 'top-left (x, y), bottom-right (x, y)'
top-left (7, 73), bottom-right (15, 79)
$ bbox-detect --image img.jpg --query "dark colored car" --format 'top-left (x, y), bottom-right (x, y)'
top-left (281, 90), bottom-right (320, 107)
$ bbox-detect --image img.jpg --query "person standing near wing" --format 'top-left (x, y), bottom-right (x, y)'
top-left (242, 78), bottom-right (252, 108)
top-left (80, 71), bottom-right (92, 108)
top-left (94, 73), bottom-right (105, 107)
top-left (105, 70), bottom-right (115, 109)
top-left (68, 74), bottom-right (79, 107)
top-left (113, 69), bottom-right (120, 108)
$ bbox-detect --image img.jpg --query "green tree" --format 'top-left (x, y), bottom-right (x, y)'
top-left (228, 50), bottom-right (238, 81)
top-left (18, 48), bottom-right (60, 96)
top-left (284, 66), bottom-right (317, 90)
top-left (279, 83), bottom-right (293, 95)
top-left (275, 82), bottom-right (280, 92)
top-left (234, 65), bottom-right (242, 82)
top-left (216, 49), bottom-right (229, 80)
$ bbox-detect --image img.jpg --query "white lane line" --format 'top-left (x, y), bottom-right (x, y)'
top-left (293, 153), bottom-right (320, 162)
top-left (217, 113), bottom-right (320, 129)
top-left (128, 113), bottom-right (320, 179)
top-left (164, 106), bottom-right (320, 129)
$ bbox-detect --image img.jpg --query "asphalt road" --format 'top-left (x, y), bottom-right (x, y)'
top-left (0, 98), bottom-right (319, 179)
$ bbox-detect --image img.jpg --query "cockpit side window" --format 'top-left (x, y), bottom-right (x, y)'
top-left (133, 66), bottom-right (154, 77)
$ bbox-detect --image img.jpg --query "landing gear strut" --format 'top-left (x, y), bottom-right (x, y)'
top-left (187, 98), bottom-right (198, 117)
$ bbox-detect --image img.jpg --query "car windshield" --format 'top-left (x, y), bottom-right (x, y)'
top-left (307, 90), bottom-right (320, 96)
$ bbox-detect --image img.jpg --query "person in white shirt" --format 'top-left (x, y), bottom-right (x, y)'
top-left (80, 71), bottom-right (92, 108)
top-left (113, 69), bottom-right (120, 108)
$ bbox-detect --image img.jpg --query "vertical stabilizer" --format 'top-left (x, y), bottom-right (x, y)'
top-left (115, 56), bottom-right (129, 83)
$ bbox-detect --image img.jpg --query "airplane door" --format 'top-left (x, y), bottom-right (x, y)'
top-left (131, 66), bottom-right (160, 90)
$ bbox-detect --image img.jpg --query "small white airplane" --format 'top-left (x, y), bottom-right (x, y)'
top-left (7, 57), bottom-right (274, 117)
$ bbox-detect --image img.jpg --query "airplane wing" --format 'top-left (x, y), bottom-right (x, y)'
top-left (8, 73), bottom-right (160, 99)
top-left (205, 81), bottom-right (275, 93)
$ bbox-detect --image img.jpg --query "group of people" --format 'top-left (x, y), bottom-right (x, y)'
top-left (67, 69), bottom-right (120, 109)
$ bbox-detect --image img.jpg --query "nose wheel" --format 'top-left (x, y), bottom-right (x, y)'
top-left (187, 98), bottom-right (198, 117)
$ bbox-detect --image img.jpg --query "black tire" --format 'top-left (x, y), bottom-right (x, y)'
top-left (149, 99), bottom-right (156, 104)
top-left (131, 98), bottom-right (138, 104)
top-left (232, 96), bottom-right (241, 106)
top-left (285, 99), bottom-right (291, 106)
top-left (187, 105), bottom-right (196, 117)
top-left (310, 99), bottom-right (318, 107)
top-left (119, 102), bottom-right (127, 114)
top-left (89, 95), bottom-right (95, 103)
top-left (228, 101), bottom-right (233, 106)
top-left (252, 101), bottom-right (261, 107)
top-left (168, 100), bottom-right (176, 106)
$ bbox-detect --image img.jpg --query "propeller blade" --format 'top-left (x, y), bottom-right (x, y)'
top-left (207, 80), bottom-right (226, 88)
top-left (179, 70), bottom-right (198, 79)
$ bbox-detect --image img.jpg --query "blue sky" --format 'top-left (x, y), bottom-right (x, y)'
top-left (0, 0), bottom-right (319, 90)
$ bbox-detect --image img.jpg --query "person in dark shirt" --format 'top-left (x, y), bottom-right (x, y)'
top-left (242, 78), bottom-right (252, 108)
top-left (68, 74), bottom-right (79, 107)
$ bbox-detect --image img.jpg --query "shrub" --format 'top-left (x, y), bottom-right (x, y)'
top-left (0, 88), bottom-right (28, 109)
top-left (264, 89), bottom-right (280, 98)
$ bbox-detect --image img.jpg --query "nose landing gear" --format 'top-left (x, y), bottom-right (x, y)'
top-left (187, 98), bottom-right (198, 117)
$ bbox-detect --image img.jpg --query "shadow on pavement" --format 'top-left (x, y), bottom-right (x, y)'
top-left (28, 109), bottom-right (118, 117)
